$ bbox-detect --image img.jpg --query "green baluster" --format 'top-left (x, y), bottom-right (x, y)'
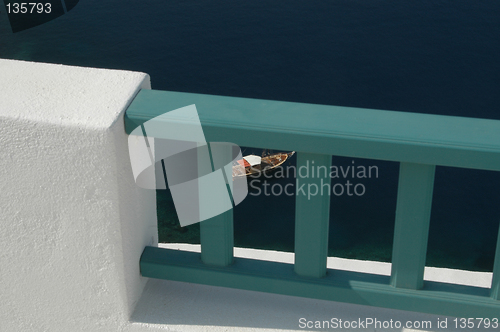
top-left (391, 162), bottom-right (435, 289)
top-left (491, 223), bottom-right (500, 299)
top-left (200, 142), bottom-right (234, 266)
top-left (294, 152), bottom-right (331, 278)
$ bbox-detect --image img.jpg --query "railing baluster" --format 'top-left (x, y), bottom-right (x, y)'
top-left (294, 152), bottom-right (331, 278)
top-left (200, 142), bottom-right (234, 266)
top-left (491, 224), bottom-right (500, 300)
top-left (391, 162), bottom-right (435, 289)
top-left (200, 210), bottom-right (234, 266)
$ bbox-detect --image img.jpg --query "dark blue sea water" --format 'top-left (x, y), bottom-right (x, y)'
top-left (2, 0), bottom-right (500, 271)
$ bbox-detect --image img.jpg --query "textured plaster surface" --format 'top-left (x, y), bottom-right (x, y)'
top-left (0, 59), bottom-right (156, 331)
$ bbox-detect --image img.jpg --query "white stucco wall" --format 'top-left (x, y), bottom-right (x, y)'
top-left (0, 59), bottom-right (494, 332)
top-left (0, 59), bottom-right (156, 331)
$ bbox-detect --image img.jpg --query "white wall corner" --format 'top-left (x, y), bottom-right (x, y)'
top-left (0, 59), bottom-right (156, 331)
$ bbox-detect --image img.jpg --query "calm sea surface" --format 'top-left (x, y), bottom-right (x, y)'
top-left (2, 0), bottom-right (500, 271)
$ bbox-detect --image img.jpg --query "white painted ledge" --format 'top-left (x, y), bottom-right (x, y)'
top-left (127, 244), bottom-right (493, 332)
top-left (158, 243), bottom-right (493, 288)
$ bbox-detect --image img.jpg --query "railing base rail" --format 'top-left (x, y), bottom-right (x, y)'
top-left (140, 246), bottom-right (500, 318)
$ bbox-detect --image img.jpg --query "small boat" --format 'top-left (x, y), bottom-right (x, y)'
top-left (232, 150), bottom-right (295, 178)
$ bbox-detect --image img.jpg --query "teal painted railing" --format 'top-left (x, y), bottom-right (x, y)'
top-left (125, 89), bottom-right (500, 318)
